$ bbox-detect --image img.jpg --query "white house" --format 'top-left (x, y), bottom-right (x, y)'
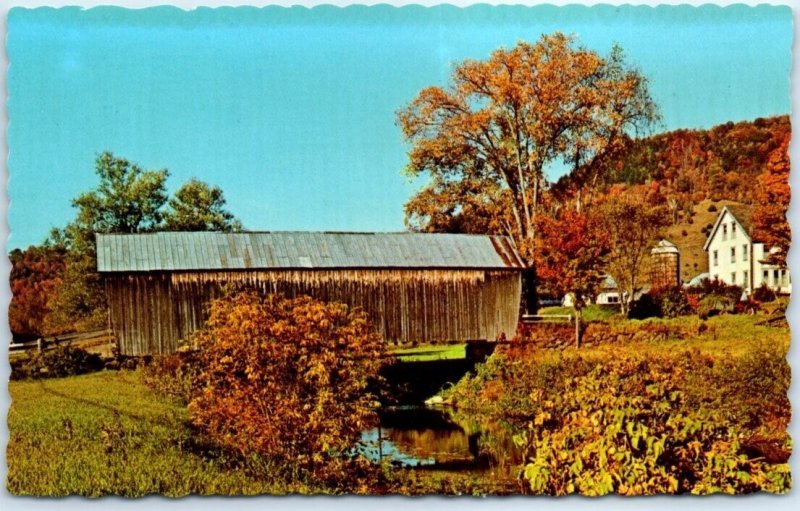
top-left (703, 205), bottom-right (791, 295)
top-left (595, 275), bottom-right (623, 305)
top-left (563, 275), bottom-right (643, 306)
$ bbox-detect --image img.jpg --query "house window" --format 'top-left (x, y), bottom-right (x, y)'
top-left (742, 244), bottom-right (748, 262)
top-left (608, 295), bottom-right (619, 304)
top-left (713, 250), bottom-right (718, 266)
top-left (731, 272), bottom-right (736, 284)
top-left (763, 270), bottom-right (770, 284)
top-left (730, 247), bottom-right (735, 263)
top-left (722, 224), bottom-right (728, 240)
top-left (774, 269), bottom-right (780, 284)
top-left (731, 223), bottom-right (737, 238)
top-left (743, 270), bottom-right (748, 288)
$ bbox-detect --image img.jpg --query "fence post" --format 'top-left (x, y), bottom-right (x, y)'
top-left (36, 338), bottom-right (44, 353)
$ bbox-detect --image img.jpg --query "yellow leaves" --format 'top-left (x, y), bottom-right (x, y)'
top-left (533, 412), bottom-right (551, 426)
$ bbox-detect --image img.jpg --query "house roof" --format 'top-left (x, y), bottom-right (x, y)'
top-left (600, 275), bottom-right (617, 290)
top-left (686, 272), bottom-right (710, 288)
top-left (702, 204), bottom-right (756, 251)
top-left (96, 231), bottom-right (526, 273)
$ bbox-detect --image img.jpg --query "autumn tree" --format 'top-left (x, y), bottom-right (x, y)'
top-left (163, 178), bottom-right (242, 232)
top-left (8, 245), bottom-right (67, 339)
top-left (398, 33), bottom-right (658, 310)
top-left (188, 290), bottom-right (386, 472)
top-left (536, 206), bottom-right (610, 346)
top-left (753, 134), bottom-right (790, 268)
top-left (601, 191), bottom-right (669, 316)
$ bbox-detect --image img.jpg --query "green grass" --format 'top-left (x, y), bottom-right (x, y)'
top-left (7, 370), bottom-right (320, 496)
top-left (538, 304), bottom-right (619, 322)
top-left (390, 343), bottom-right (466, 362)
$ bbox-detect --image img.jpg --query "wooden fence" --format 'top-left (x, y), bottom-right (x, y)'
top-left (520, 314), bottom-right (574, 324)
top-left (9, 329), bottom-right (114, 353)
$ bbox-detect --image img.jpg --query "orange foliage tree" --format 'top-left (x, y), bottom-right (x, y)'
top-left (536, 207), bottom-right (610, 345)
top-left (8, 245), bottom-right (67, 339)
top-left (398, 33), bottom-right (658, 310)
top-left (753, 134), bottom-right (791, 268)
top-left (188, 290), bottom-right (386, 470)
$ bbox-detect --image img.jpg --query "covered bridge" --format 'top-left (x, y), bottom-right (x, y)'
top-left (97, 232), bottom-right (524, 355)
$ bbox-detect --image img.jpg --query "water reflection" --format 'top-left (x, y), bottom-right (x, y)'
top-left (359, 406), bottom-right (524, 473)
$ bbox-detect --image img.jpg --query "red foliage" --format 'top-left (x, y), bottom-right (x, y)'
top-left (9, 246), bottom-right (67, 339)
top-left (535, 208), bottom-right (610, 306)
top-left (753, 133), bottom-right (791, 267)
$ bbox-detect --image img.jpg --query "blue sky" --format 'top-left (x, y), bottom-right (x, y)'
top-left (6, 4), bottom-right (792, 249)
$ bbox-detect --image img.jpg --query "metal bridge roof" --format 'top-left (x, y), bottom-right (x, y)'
top-left (96, 231), bottom-right (525, 273)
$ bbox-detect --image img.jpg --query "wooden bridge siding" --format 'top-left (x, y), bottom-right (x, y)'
top-left (105, 269), bottom-right (521, 355)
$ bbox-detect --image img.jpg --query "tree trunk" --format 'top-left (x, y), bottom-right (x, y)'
top-left (574, 307), bottom-right (582, 348)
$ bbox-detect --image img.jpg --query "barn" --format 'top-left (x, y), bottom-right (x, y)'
top-left (97, 232), bottom-right (524, 355)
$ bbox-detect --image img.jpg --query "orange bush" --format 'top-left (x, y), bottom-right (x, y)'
top-left (188, 290), bottom-right (386, 469)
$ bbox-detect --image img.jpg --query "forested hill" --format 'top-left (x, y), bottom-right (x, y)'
top-left (604, 115), bottom-right (789, 205)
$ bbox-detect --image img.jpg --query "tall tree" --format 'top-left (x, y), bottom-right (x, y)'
top-left (753, 134), bottom-right (791, 268)
top-left (601, 191), bottom-right (669, 316)
top-left (398, 33), bottom-right (658, 310)
top-left (536, 206), bottom-right (610, 346)
top-left (163, 179), bottom-right (243, 232)
top-left (47, 152), bottom-right (170, 333)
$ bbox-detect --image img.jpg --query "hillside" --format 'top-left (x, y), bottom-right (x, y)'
top-left (608, 115), bottom-right (789, 206)
top-left (664, 198), bottom-right (751, 283)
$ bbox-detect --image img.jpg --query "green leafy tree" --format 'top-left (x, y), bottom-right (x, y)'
top-left (163, 179), bottom-right (242, 232)
top-left (58, 152), bottom-right (169, 253)
top-left (46, 152), bottom-right (170, 333)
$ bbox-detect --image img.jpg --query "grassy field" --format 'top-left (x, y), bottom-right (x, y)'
top-left (390, 343), bottom-right (466, 362)
top-left (7, 371), bottom-right (321, 496)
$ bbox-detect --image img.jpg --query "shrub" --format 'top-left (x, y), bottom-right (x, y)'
top-left (141, 347), bottom-right (202, 403)
top-left (753, 283), bottom-right (776, 303)
top-left (628, 293), bottom-right (661, 319)
top-left (519, 356), bottom-right (790, 495)
top-left (656, 286), bottom-right (693, 318)
top-left (697, 294), bottom-right (736, 319)
top-left (188, 290), bottom-right (387, 472)
top-left (688, 277), bottom-right (742, 302)
top-left (10, 344), bottom-right (104, 380)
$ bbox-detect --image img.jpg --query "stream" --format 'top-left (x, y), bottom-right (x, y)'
top-left (359, 405), bottom-right (525, 477)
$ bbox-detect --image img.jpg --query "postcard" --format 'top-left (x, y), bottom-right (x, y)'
top-left (4, 2), bottom-right (793, 497)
